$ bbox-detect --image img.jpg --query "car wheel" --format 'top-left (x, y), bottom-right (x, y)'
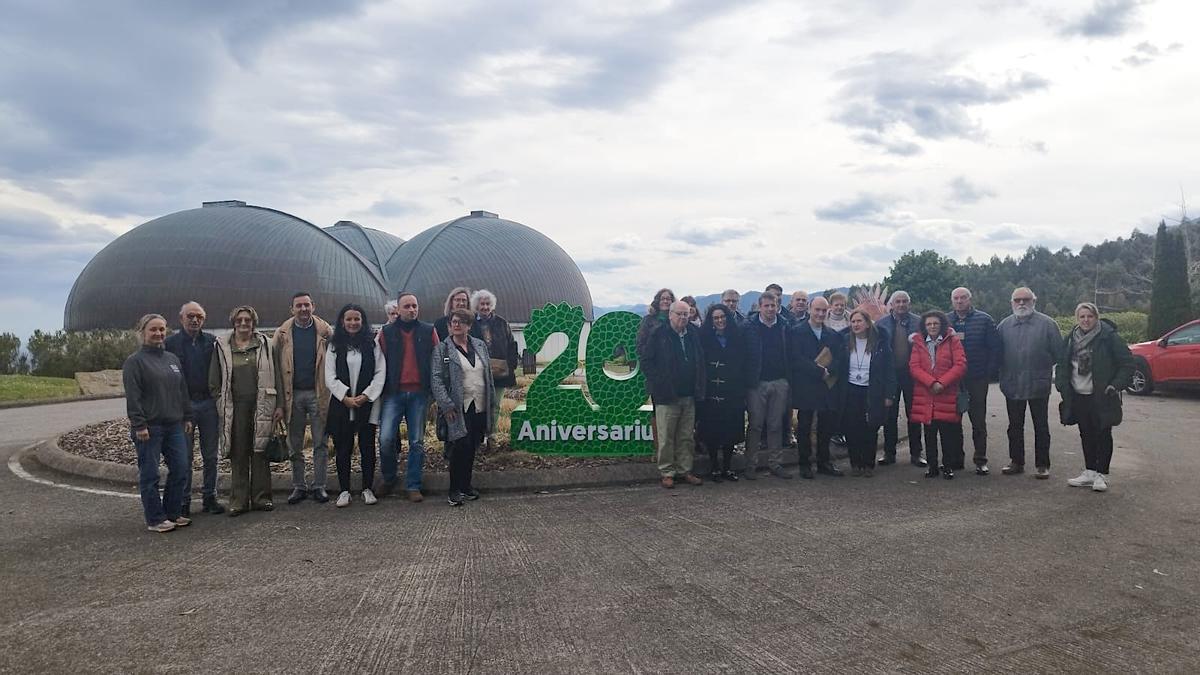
top-left (1127, 358), bottom-right (1153, 395)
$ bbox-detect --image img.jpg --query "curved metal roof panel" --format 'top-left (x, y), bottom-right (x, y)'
top-left (65, 203), bottom-right (391, 330)
top-left (384, 211), bottom-right (593, 323)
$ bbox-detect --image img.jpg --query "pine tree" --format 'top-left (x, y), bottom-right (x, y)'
top-left (1148, 220), bottom-right (1194, 339)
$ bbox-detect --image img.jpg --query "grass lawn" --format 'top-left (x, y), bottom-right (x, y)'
top-left (0, 374), bottom-right (80, 402)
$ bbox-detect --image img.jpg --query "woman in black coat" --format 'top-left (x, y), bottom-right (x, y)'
top-left (840, 309), bottom-right (896, 476)
top-left (696, 304), bottom-right (747, 482)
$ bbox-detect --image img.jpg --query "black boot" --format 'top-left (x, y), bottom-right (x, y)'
top-left (203, 495), bottom-right (225, 514)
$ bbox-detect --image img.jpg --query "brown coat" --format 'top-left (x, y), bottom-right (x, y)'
top-left (209, 332), bottom-right (280, 458)
top-left (272, 316), bottom-right (333, 424)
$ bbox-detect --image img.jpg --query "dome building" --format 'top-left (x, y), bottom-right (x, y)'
top-left (385, 210), bottom-right (593, 324)
top-left (64, 201), bottom-right (391, 330)
top-left (64, 203), bottom-right (593, 334)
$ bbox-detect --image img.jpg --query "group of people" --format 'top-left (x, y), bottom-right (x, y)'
top-left (122, 288), bottom-right (518, 533)
top-left (637, 284), bottom-right (1134, 494)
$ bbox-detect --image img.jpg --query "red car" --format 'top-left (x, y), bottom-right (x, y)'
top-left (1128, 318), bottom-right (1200, 394)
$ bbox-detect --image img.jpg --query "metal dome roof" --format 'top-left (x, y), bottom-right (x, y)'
top-left (65, 201), bottom-right (391, 330)
top-left (323, 221), bottom-right (405, 286)
top-left (384, 211), bottom-right (593, 323)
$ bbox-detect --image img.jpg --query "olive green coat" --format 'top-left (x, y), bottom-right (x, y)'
top-left (1054, 320), bottom-right (1134, 428)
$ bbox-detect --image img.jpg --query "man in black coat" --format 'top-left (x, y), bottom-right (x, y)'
top-left (788, 297), bottom-right (846, 478)
top-left (163, 301), bottom-right (224, 516)
top-left (639, 301), bottom-right (707, 488)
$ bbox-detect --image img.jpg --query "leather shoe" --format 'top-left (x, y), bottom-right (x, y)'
top-left (202, 497), bottom-right (225, 515)
top-left (661, 476), bottom-right (675, 489)
top-left (681, 473), bottom-right (703, 486)
top-left (1001, 464), bottom-right (1024, 475)
top-left (311, 488), bottom-right (330, 503)
top-left (926, 466), bottom-right (941, 478)
top-left (910, 457), bottom-right (928, 467)
top-left (877, 455), bottom-right (896, 466)
top-left (816, 463), bottom-right (843, 477)
top-left (286, 488), bottom-right (307, 504)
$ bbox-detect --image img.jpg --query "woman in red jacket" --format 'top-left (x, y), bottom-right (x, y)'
top-left (909, 310), bottom-right (967, 479)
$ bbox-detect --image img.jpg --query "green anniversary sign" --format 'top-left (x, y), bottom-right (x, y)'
top-left (509, 303), bottom-right (654, 456)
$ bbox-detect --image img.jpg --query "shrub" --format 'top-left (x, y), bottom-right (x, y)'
top-left (0, 333), bottom-right (19, 375)
top-left (1054, 311), bottom-right (1147, 345)
top-left (26, 330), bottom-right (140, 378)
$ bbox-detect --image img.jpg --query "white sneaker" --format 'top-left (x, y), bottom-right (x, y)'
top-left (1092, 474), bottom-right (1108, 492)
top-left (362, 488), bottom-right (378, 505)
top-left (336, 491), bottom-right (352, 507)
top-left (1067, 469), bottom-right (1096, 487)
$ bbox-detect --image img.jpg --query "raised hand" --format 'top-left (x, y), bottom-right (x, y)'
top-left (854, 283), bottom-right (888, 321)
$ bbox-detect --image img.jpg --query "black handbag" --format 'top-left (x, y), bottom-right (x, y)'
top-left (264, 420), bottom-right (290, 463)
top-left (435, 347), bottom-right (453, 442)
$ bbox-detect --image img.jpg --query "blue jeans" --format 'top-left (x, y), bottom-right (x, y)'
top-left (184, 398), bottom-right (220, 500)
top-left (378, 390), bottom-right (428, 490)
top-left (132, 423), bottom-right (189, 526)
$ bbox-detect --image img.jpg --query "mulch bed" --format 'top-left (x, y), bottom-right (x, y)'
top-left (58, 418), bottom-right (653, 474)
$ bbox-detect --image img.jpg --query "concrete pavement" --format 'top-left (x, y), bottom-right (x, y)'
top-left (1, 388), bottom-right (1199, 673)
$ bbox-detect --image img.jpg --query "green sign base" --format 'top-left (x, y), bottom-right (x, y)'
top-left (509, 302), bottom-right (654, 457)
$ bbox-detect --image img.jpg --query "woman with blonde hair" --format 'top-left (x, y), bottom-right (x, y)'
top-left (123, 313), bottom-right (193, 533)
top-left (209, 305), bottom-right (283, 516)
top-left (433, 286), bottom-right (472, 341)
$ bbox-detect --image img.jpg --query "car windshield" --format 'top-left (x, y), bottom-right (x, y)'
top-left (1167, 324), bottom-right (1200, 346)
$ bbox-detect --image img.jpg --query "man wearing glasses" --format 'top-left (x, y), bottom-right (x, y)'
top-left (164, 301), bottom-right (224, 515)
top-left (996, 287), bottom-right (1063, 479)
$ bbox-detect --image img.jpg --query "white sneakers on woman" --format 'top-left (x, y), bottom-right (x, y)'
top-left (336, 491), bottom-right (352, 507)
top-left (1067, 469), bottom-right (1097, 487)
top-left (1067, 469), bottom-right (1109, 491)
top-left (362, 488), bottom-right (378, 505)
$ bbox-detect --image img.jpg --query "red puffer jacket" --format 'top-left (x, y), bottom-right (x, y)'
top-left (908, 329), bottom-right (967, 424)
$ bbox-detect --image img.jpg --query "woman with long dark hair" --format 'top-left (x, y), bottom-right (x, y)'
top-left (637, 288), bottom-right (676, 355)
top-left (324, 304), bottom-right (386, 508)
top-left (840, 309), bottom-right (896, 476)
top-left (696, 303), bottom-right (746, 482)
top-left (909, 310), bottom-right (967, 479)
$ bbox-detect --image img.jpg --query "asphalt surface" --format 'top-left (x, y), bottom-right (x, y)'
top-left (1, 388), bottom-right (1198, 673)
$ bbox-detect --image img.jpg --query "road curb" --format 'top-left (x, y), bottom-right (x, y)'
top-left (0, 393), bottom-right (123, 411)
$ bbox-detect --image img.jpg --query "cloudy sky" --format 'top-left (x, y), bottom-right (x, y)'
top-left (2, 0), bottom-right (1197, 338)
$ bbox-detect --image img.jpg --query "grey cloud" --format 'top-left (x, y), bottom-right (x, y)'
top-left (1122, 41), bottom-right (1183, 67)
top-left (0, 207), bottom-right (114, 244)
top-left (947, 176), bottom-right (996, 206)
top-left (983, 224), bottom-right (1024, 242)
top-left (367, 198), bottom-right (423, 218)
top-left (1060, 0), bottom-right (1145, 38)
top-left (814, 192), bottom-right (901, 225)
top-left (667, 220), bottom-right (757, 246)
top-left (577, 257), bottom-right (635, 273)
top-left (832, 52), bottom-right (1049, 154)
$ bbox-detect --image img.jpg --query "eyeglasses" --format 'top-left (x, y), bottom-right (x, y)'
top-left (184, 313), bottom-right (205, 320)
top-left (1012, 297), bottom-right (1033, 304)
top-left (449, 319), bottom-right (467, 326)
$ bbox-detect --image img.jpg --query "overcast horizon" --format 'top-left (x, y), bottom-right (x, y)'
top-left (2, 0), bottom-right (1198, 340)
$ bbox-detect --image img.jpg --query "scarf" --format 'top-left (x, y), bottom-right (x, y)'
top-left (1071, 324), bottom-right (1100, 377)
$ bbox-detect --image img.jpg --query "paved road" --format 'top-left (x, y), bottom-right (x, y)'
top-left (1, 388), bottom-right (1198, 673)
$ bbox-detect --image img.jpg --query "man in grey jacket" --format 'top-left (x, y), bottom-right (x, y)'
top-left (996, 287), bottom-right (1062, 478)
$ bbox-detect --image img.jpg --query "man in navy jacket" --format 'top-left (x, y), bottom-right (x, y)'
top-left (788, 297), bottom-right (846, 478)
top-left (949, 287), bottom-right (1001, 474)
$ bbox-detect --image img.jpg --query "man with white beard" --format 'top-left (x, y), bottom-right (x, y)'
top-left (996, 287), bottom-right (1063, 479)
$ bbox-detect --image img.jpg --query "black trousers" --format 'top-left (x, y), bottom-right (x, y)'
top-left (1006, 397), bottom-right (1050, 468)
top-left (924, 421), bottom-right (964, 470)
top-left (963, 377), bottom-right (990, 466)
top-left (884, 369), bottom-right (923, 459)
top-left (333, 422), bottom-right (377, 494)
top-left (1074, 394), bottom-right (1115, 474)
top-left (796, 409), bottom-right (835, 466)
top-left (843, 385), bottom-right (878, 468)
top-left (708, 445), bottom-right (734, 473)
top-left (448, 403), bottom-right (486, 495)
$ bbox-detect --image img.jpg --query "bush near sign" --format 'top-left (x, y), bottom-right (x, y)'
top-left (509, 303), bottom-right (654, 456)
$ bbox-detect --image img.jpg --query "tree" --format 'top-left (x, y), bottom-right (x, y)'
top-left (1148, 220), bottom-right (1194, 339)
top-left (0, 333), bottom-right (19, 375)
top-left (883, 250), bottom-right (961, 311)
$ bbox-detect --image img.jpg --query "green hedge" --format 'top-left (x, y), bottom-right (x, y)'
top-left (26, 330), bottom-right (139, 379)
